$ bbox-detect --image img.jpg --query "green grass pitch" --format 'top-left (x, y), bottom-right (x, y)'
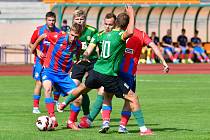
top-left (0, 74), bottom-right (210, 140)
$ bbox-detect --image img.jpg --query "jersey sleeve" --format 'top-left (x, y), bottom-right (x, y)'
top-left (30, 29), bottom-right (39, 44)
top-left (143, 32), bottom-right (152, 46)
top-left (90, 33), bottom-right (99, 45)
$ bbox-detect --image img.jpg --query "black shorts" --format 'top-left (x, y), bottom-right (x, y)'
top-left (71, 59), bottom-right (97, 82)
top-left (85, 70), bottom-right (130, 98)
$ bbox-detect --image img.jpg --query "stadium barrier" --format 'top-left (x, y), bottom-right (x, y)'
top-left (0, 44), bottom-right (33, 64)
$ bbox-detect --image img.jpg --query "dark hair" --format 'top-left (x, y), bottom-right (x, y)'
top-left (45, 11), bottom-right (56, 19)
top-left (63, 19), bottom-right (67, 24)
top-left (116, 13), bottom-right (129, 29)
top-left (195, 30), bottom-right (199, 34)
top-left (105, 13), bottom-right (116, 21)
top-left (181, 28), bottom-right (186, 32)
top-left (71, 23), bottom-right (83, 35)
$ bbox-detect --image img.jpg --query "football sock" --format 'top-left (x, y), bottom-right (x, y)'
top-left (88, 94), bottom-right (104, 121)
top-left (102, 105), bottom-right (112, 121)
top-left (181, 53), bottom-right (185, 59)
top-left (64, 94), bottom-right (77, 105)
top-left (132, 110), bottom-right (145, 127)
top-left (151, 52), bottom-right (155, 59)
top-left (45, 97), bottom-right (55, 117)
top-left (174, 53), bottom-right (179, 59)
top-left (120, 111), bottom-right (131, 127)
top-left (188, 51), bottom-right (193, 59)
top-left (81, 93), bottom-right (90, 115)
top-left (69, 104), bottom-right (81, 122)
top-left (33, 95), bottom-right (40, 108)
top-left (53, 91), bottom-right (60, 102)
top-left (169, 56), bottom-right (174, 61)
top-left (197, 56), bottom-right (203, 62)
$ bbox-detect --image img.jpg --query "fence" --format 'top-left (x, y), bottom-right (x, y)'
top-left (0, 44), bottom-right (33, 64)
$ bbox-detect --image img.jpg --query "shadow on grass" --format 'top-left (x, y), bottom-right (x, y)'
top-left (127, 127), bottom-right (193, 134)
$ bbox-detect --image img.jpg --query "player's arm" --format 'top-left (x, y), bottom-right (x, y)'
top-left (31, 33), bottom-right (47, 52)
top-left (149, 42), bottom-right (169, 73)
top-left (29, 29), bottom-right (39, 53)
top-left (122, 5), bottom-right (134, 40)
top-left (82, 33), bottom-right (98, 60)
top-left (82, 43), bottom-right (97, 62)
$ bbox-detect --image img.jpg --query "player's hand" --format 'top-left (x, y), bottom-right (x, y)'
top-left (76, 58), bottom-right (90, 64)
top-left (163, 63), bottom-right (169, 73)
top-left (125, 5), bottom-right (134, 17)
top-left (36, 50), bottom-right (46, 59)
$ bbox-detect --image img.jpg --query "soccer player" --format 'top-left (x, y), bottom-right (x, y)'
top-left (191, 30), bottom-right (210, 63)
top-left (177, 29), bottom-right (194, 63)
top-left (53, 10), bottom-right (98, 118)
top-left (31, 23), bottom-right (83, 129)
top-left (29, 11), bottom-right (60, 114)
top-left (162, 29), bottom-right (181, 63)
top-left (77, 12), bottom-right (117, 128)
top-left (78, 23), bottom-right (169, 135)
top-left (59, 5), bottom-right (168, 135)
top-left (98, 27), bottom-right (169, 134)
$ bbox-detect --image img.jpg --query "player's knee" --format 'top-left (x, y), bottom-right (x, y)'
top-left (74, 95), bottom-right (83, 104)
top-left (35, 81), bottom-right (42, 88)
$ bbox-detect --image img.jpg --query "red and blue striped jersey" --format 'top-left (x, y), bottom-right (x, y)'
top-left (120, 28), bottom-right (152, 75)
top-left (43, 32), bottom-right (82, 73)
top-left (30, 24), bottom-right (60, 65)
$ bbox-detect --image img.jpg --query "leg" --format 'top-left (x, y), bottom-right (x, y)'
top-left (118, 100), bottom-right (131, 133)
top-left (67, 95), bottom-right (82, 130)
top-left (33, 80), bottom-right (42, 114)
top-left (43, 80), bottom-right (58, 128)
top-left (99, 93), bottom-right (114, 133)
top-left (58, 83), bottom-right (90, 110)
top-left (124, 90), bottom-right (153, 136)
top-left (79, 87), bottom-right (105, 128)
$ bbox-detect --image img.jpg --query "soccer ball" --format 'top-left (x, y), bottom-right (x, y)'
top-left (35, 116), bottom-right (53, 131)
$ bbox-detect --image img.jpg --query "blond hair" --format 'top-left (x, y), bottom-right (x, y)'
top-left (73, 9), bottom-right (86, 19)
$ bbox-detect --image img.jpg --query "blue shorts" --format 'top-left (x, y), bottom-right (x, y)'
top-left (119, 72), bottom-right (136, 92)
top-left (193, 46), bottom-right (205, 54)
top-left (163, 46), bottom-right (174, 54)
top-left (32, 63), bottom-right (43, 81)
top-left (180, 46), bottom-right (187, 54)
top-left (42, 68), bottom-right (76, 95)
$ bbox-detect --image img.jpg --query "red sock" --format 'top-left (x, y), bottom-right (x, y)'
top-left (69, 110), bottom-right (79, 122)
top-left (151, 52), bottom-right (155, 59)
top-left (188, 52), bottom-right (193, 59)
top-left (198, 56), bottom-right (203, 61)
top-left (181, 54), bottom-right (185, 59)
top-left (169, 56), bottom-right (174, 61)
top-left (54, 94), bottom-right (60, 102)
top-left (102, 110), bottom-right (111, 121)
top-left (120, 115), bottom-right (130, 126)
top-left (33, 99), bottom-right (39, 108)
top-left (174, 53), bottom-right (179, 59)
top-left (46, 103), bottom-right (55, 117)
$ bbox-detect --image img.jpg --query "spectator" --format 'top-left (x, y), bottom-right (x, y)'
top-left (177, 29), bottom-right (194, 63)
top-left (191, 30), bottom-right (210, 63)
top-left (162, 29), bottom-right (181, 63)
top-left (61, 19), bottom-right (70, 33)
